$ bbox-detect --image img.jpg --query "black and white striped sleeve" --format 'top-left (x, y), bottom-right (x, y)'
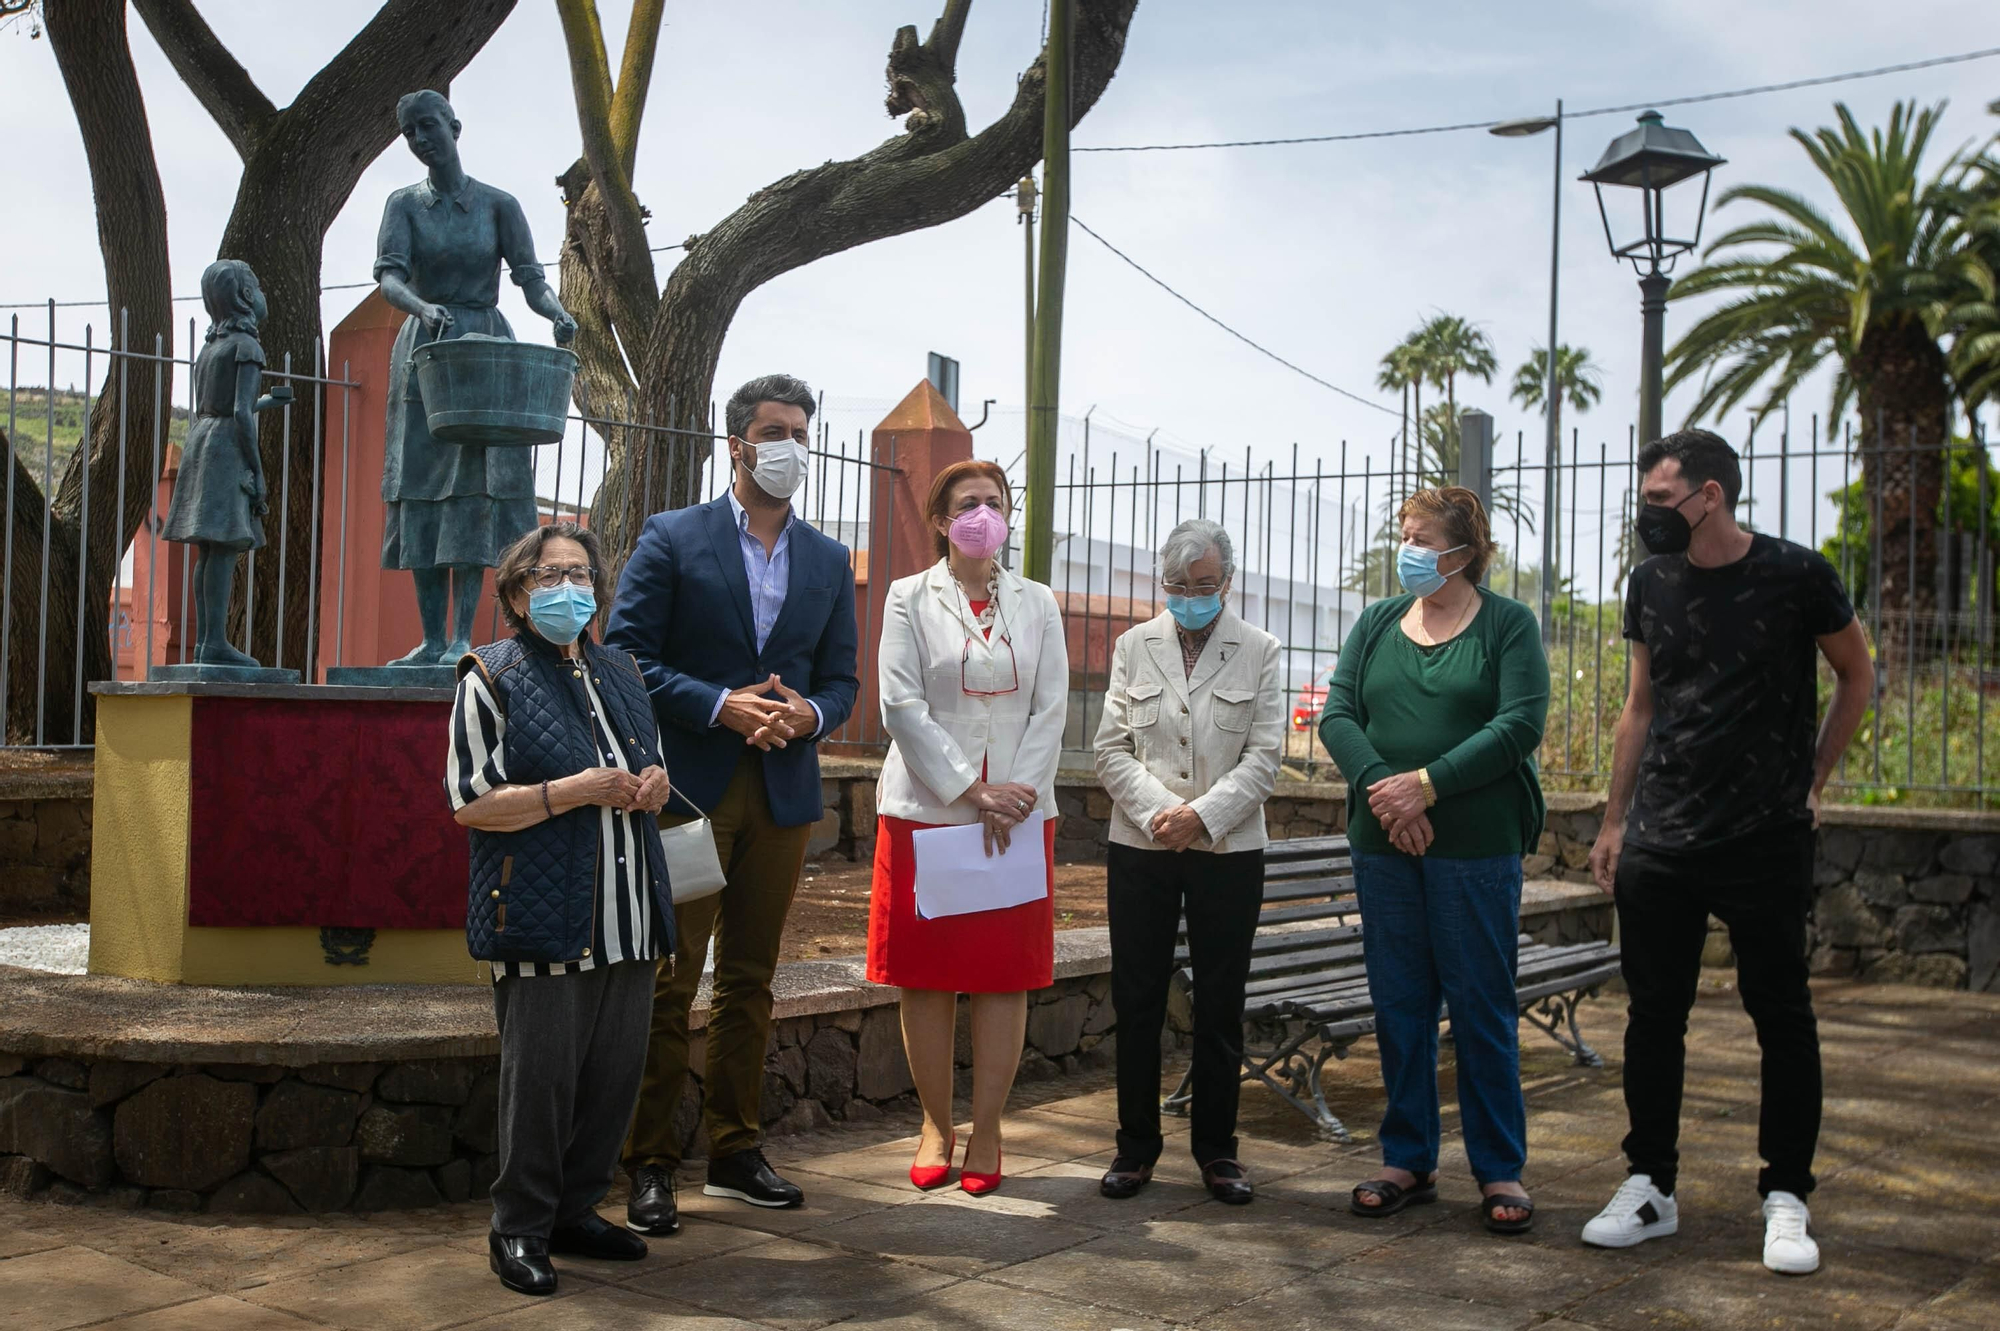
top-left (446, 672), bottom-right (508, 812)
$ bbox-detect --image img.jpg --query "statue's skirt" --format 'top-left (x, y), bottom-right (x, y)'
top-left (380, 304), bottom-right (537, 571)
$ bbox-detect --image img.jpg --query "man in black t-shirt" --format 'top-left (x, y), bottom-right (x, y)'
top-left (1582, 430), bottom-right (1873, 1277)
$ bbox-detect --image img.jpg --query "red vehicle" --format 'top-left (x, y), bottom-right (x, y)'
top-left (1291, 662), bottom-right (1339, 731)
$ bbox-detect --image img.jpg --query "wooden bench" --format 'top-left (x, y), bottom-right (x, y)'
top-left (1163, 834), bottom-right (1621, 1142)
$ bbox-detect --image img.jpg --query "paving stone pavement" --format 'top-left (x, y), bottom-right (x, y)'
top-left (3, 976), bottom-right (1995, 1330)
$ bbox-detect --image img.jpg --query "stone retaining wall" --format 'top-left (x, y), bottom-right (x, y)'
top-left (0, 970), bottom-right (1115, 1212)
top-left (0, 760), bottom-right (93, 920)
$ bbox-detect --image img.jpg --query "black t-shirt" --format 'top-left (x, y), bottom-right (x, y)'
top-left (1621, 534), bottom-right (1854, 851)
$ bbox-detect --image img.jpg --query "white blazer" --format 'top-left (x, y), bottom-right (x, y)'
top-left (876, 560), bottom-right (1070, 824)
top-left (1092, 609), bottom-right (1285, 854)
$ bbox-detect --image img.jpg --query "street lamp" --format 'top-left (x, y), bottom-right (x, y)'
top-left (1580, 110), bottom-right (1725, 449)
top-left (1490, 102), bottom-right (1563, 643)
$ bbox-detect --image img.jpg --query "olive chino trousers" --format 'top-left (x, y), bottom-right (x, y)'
top-left (624, 751), bottom-right (813, 1171)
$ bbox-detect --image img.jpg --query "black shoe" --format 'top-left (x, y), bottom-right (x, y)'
top-left (1099, 1155), bottom-right (1154, 1199)
top-left (488, 1231), bottom-right (557, 1296)
top-left (1200, 1158), bottom-right (1254, 1205)
top-left (704, 1147), bottom-right (804, 1208)
top-left (626, 1163), bottom-right (680, 1235)
top-left (551, 1211), bottom-right (649, 1260)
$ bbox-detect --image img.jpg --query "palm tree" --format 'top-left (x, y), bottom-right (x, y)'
top-left (1417, 314), bottom-right (1498, 453)
top-left (1663, 100), bottom-right (1996, 636)
top-left (1948, 153), bottom-right (2000, 414)
top-left (1510, 344), bottom-right (1605, 415)
top-left (1377, 341), bottom-right (1424, 501)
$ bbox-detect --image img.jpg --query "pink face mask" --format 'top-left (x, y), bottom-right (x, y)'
top-left (947, 504), bottom-right (1010, 559)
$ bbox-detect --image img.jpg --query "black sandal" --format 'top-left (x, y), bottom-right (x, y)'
top-left (1481, 1192), bottom-right (1535, 1234)
top-left (1348, 1173), bottom-right (1439, 1217)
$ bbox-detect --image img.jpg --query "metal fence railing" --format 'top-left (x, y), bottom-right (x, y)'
top-left (1007, 409), bottom-right (1998, 806)
top-left (0, 305), bottom-right (897, 753)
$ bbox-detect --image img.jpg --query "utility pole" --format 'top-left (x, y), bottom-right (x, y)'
top-left (1017, 174), bottom-right (1037, 460)
top-left (1022, 0), bottom-right (1069, 584)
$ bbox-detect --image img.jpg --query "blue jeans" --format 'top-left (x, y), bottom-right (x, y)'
top-left (1351, 850), bottom-right (1526, 1185)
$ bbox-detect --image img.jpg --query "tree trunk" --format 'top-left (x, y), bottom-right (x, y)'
top-left (6, 0), bottom-right (174, 744)
top-left (562, 0), bottom-right (1139, 568)
top-left (1854, 313), bottom-right (1949, 659)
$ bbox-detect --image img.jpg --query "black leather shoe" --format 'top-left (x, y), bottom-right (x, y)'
top-left (704, 1147), bottom-right (804, 1208)
top-left (626, 1163), bottom-right (679, 1235)
top-left (551, 1211), bottom-right (649, 1260)
top-left (1099, 1155), bottom-right (1154, 1199)
top-left (488, 1231), bottom-right (557, 1296)
top-left (1201, 1158), bottom-right (1255, 1205)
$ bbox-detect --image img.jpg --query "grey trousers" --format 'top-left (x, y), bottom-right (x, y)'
top-left (491, 958), bottom-right (655, 1237)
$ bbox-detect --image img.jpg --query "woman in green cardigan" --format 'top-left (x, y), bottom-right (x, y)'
top-left (1318, 486), bottom-right (1549, 1234)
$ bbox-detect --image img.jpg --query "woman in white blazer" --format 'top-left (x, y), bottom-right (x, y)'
top-left (1092, 518), bottom-right (1284, 1206)
top-left (866, 459), bottom-right (1069, 1197)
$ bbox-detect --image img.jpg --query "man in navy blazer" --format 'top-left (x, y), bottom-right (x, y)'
top-left (607, 374), bottom-right (858, 1229)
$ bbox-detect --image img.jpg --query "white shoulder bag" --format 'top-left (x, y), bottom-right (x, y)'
top-left (658, 789), bottom-right (727, 904)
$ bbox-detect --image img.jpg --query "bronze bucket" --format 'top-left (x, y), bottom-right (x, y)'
top-left (412, 335), bottom-right (578, 446)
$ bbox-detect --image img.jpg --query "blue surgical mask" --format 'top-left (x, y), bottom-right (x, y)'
top-left (528, 584), bottom-right (596, 644)
top-left (1166, 592), bottom-right (1223, 632)
top-left (1396, 542), bottom-right (1466, 598)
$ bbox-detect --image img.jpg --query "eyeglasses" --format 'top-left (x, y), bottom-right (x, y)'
top-left (528, 564), bottom-right (596, 589)
top-left (962, 631), bottom-right (1020, 697)
top-left (1161, 581), bottom-right (1223, 597)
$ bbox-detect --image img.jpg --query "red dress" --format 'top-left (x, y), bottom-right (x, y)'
top-left (866, 601), bottom-right (1057, 993)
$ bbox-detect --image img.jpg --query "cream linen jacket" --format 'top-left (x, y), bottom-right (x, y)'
top-left (875, 560), bottom-right (1069, 825)
top-left (1093, 609), bottom-right (1285, 854)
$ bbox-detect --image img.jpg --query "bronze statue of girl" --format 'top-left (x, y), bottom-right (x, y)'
top-left (161, 259), bottom-right (292, 667)
top-left (375, 89), bottom-right (577, 666)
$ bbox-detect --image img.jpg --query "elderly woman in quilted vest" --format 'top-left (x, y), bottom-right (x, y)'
top-left (445, 521), bottom-right (676, 1298)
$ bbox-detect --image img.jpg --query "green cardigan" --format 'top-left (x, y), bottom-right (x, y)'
top-left (1316, 588), bottom-right (1549, 857)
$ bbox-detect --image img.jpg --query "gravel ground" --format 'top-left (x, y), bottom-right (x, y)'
top-left (0, 923), bottom-right (88, 974)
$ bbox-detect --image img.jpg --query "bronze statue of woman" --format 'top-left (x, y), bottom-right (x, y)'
top-left (374, 89), bottom-right (577, 666)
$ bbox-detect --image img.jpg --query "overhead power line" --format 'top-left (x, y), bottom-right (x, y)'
top-left (1070, 214), bottom-right (1399, 416)
top-left (1077, 44), bottom-right (2000, 153)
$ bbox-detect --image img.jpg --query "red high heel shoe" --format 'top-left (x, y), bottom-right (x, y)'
top-left (909, 1130), bottom-right (956, 1191)
top-left (959, 1138), bottom-right (1003, 1196)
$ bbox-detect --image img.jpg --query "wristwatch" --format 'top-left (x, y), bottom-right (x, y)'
top-left (1417, 768), bottom-right (1437, 808)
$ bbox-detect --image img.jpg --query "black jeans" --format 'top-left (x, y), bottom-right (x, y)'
top-left (1614, 828), bottom-right (1820, 1198)
top-left (1107, 842), bottom-right (1263, 1167)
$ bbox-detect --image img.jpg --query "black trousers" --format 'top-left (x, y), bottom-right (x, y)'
top-left (1614, 828), bottom-right (1820, 1198)
top-left (1107, 842), bottom-right (1264, 1166)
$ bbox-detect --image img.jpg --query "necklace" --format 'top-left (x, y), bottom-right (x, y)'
top-left (953, 563), bottom-right (1000, 630)
top-left (1411, 591), bottom-right (1477, 646)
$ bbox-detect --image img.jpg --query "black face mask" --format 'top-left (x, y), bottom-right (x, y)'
top-left (1635, 492), bottom-right (1709, 556)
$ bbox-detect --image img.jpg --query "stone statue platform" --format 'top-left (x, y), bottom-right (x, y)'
top-left (147, 663), bottom-right (303, 686)
top-left (323, 664), bottom-right (458, 690)
top-left (86, 681), bottom-right (468, 988)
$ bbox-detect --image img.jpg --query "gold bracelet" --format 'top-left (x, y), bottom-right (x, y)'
top-left (1417, 769), bottom-right (1437, 808)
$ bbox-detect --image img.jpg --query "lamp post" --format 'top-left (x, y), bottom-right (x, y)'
top-left (1580, 111), bottom-right (1725, 449)
top-left (1491, 102), bottom-right (1563, 642)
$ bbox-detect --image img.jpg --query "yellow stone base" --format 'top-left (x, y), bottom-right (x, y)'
top-left (89, 691), bottom-right (483, 987)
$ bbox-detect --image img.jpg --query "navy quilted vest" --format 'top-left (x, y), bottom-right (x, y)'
top-left (460, 632), bottom-right (676, 965)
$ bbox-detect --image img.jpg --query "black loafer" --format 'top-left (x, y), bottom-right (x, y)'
top-left (1201, 1158), bottom-right (1254, 1205)
top-left (627, 1164), bottom-right (679, 1235)
top-left (551, 1211), bottom-right (649, 1260)
top-left (705, 1147), bottom-right (804, 1208)
top-left (1100, 1155), bottom-right (1154, 1199)
top-left (488, 1231), bottom-right (557, 1296)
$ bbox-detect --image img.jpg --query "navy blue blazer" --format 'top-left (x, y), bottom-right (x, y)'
top-left (605, 494), bottom-right (859, 828)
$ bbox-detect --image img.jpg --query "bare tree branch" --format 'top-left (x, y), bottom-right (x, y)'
top-left (131, 0), bottom-right (277, 159)
top-left (610, 0), bottom-right (665, 178)
top-left (554, 0), bottom-right (659, 341)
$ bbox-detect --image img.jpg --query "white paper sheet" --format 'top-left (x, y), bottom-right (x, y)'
top-left (911, 812), bottom-right (1051, 920)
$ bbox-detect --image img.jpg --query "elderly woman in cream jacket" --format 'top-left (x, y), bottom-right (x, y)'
top-left (1092, 518), bottom-right (1285, 1206)
top-left (865, 459), bottom-right (1069, 1196)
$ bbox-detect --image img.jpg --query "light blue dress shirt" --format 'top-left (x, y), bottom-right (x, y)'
top-left (708, 488), bottom-right (824, 737)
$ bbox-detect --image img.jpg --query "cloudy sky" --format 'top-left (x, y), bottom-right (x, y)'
top-left (3, 0), bottom-right (1997, 577)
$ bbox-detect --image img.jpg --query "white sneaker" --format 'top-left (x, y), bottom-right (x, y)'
top-left (1762, 1191), bottom-right (1820, 1275)
top-left (1582, 1174), bottom-right (1679, 1248)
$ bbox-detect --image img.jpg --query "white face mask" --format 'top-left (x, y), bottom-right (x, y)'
top-left (744, 438), bottom-right (808, 500)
